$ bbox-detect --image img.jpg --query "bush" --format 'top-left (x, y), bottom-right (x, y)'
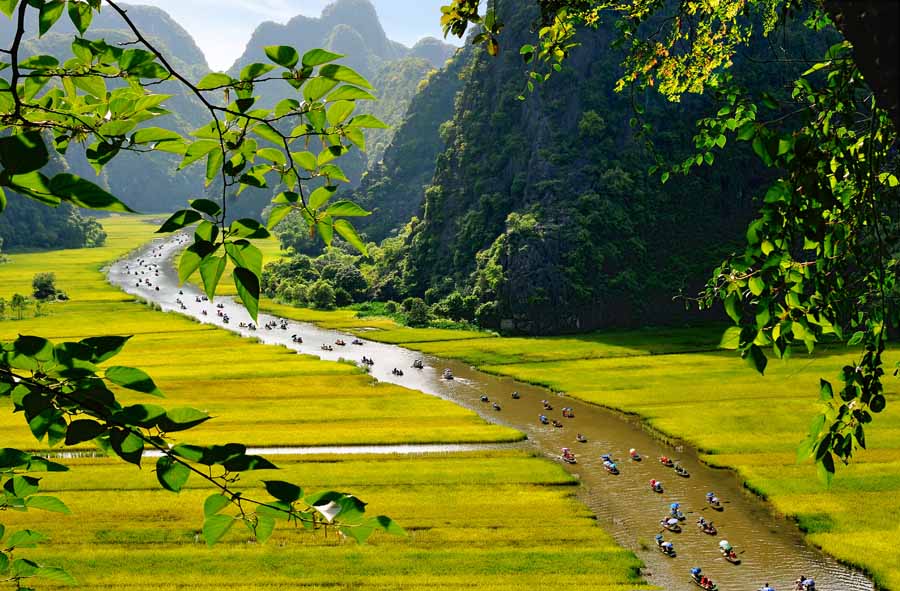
top-left (384, 300), bottom-right (399, 314)
top-left (308, 280), bottom-right (336, 310)
top-left (32, 272), bottom-right (59, 300)
top-left (434, 291), bottom-right (476, 321)
top-left (405, 297), bottom-right (430, 327)
top-left (475, 301), bottom-right (500, 329)
top-left (281, 282), bottom-right (308, 304)
top-left (334, 287), bottom-right (352, 307)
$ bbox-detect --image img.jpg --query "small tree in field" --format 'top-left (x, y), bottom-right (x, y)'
top-left (32, 272), bottom-right (59, 300)
top-left (10, 293), bottom-right (29, 320)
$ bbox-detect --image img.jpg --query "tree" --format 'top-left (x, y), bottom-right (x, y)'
top-left (1, 1), bottom-right (401, 586)
top-left (308, 280), bottom-right (337, 310)
top-left (0, 297), bottom-right (6, 320)
top-left (404, 297), bottom-right (431, 327)
top-left (440, 0), bottom-right (899, 480)
top-left (9, 293), bottom-right (29, 320)
top-left (32, 272), bottom-right (58, 300)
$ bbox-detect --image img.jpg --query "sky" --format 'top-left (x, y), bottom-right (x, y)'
top-left (135, 0), bottom-right (463, 70)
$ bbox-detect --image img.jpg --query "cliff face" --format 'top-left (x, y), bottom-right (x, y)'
top-left (363, 0), bottom-right (800, 333)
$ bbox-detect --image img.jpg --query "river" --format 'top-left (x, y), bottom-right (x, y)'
top-left (106, 234), bottom-right (875, 591)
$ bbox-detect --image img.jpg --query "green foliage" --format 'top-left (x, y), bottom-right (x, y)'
top-left (403, 297), bottom-right (430, 327)
top-left (308, 279), bottom-right (336, 310)
top-left (31, 272), bottom-right (58, 301)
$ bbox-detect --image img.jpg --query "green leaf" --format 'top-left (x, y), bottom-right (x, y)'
top-left (180, 139), bottom-right (219, 169)
top-left (233, 267), bottom-right (260, 321)
top-left (870, 394), bottom-right (886, 413)
top-left (254, 513), bottom-right (276, 543)
top-left (64, 419), bottom-right (106, 445)
top-left (742, 344), bottom-right (767, 375)
top-left (265, 45), bottom-right (300, 69)
top-left (327, 101), bottom-right (355, 126)
top-left (748, 276), bottom-right (766, 296)
top-left (372, 515), bottom-right (406, 536)
top-left (0, 0), bottom-right (18, 18)
top-left (157, 209), bottom-right (202, 233)
top-left (109, 429), bottom-right (144, 466)
top-left (326, 200), bottom-right (370, 217)
top-left (78, 335), bottom-right (130, 363)
top-left (724, 292), bottom-right (741, 323)
top-left (203, 514), bottom-right (235, 546)
top-left (6, 530), bottom-right (47, 549)
top-left (240, 62), bottom-right (276, 81)
top-left (817, 452), bottom-right (835, 486)
top-left (263, 480), bottom-right (302, 503)
top-left (131, 127), bottom-right (182, 145)
top-left (36, 566), bottom-right (77, 585)
top-left (302, 48), bottom-right (343, 67)
top-left (266, 204), bottom-right (293, 230)
top-left (67, 0), bottom-right (92, 34)
top-left (178, 240), bottom-right (217, 283)
top-left (0, 131), bottom-right (49, 175)
top-left (819, 379), bottom-right (834, 401)
top-left (309, 186), bottom-right (337, 210)
top-left (225, 241), bottom-right (262, 276)
top-left (327, 85), bottom-right (376, 102)
top-left (19, 54), bottom-right (59, 69)
top-left (199, 255), bottom-right (227, 301)
top-left (228, 218), bottom-right (270, 240)
top-left (293, 151), bottom-right (317, 171)
top-left (4, 475), bottom-right (40, 497)
top-left (156, 456), bottom-right (190, 492)
top-left (333, 219), bottom-right (367, 255)
top-left (303, 77), bottom-right (339, 102)
top-left (347, 114), bottom-right (388, 129)
top-left (49, 174), bottom-right (135, 212)
top-left (105, 366), bottom-right (163, 397)
top-left (204, 494), bottom-right (231, 518)
top-left (157, 407), bottom-right (210, 432)
top-left (718, 326), bottom-right (741, 350)
top-left (189, 198), bottom-right (222, 217)
top-left (197, 72), bottom-right (233, 90)
top-left (25, 495), bottom-right (70, 514)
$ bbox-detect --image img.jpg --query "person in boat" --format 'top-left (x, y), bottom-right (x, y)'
top-left (480, 395), bottom-right (489, 403)
top-left (539, 414), bottom-right (548, 424)
top-left (576, 433), bottom-right (587, 442)
top-left (801, 578), bottom-right (816, 591)
top-left (759, 584), bottom-right (776, 591)
top-left (629, 448), bottom-right (639, 459)
top-left (492, 402), bottom-right (501, 411)
top-left (511, 391), bottom-right (520, 399)
top-left (650, 479), bottom-right (663, 491)
top-left (697, 517), bottom-right (707, 528)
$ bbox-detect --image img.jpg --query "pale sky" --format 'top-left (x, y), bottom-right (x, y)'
top-left (136, 0), bottom-right (463, 70)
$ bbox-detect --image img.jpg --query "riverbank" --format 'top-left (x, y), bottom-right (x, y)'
top-left (0, 217), bottom-right (649, 590)
top-left (262, 297), bottom-right (900, 589)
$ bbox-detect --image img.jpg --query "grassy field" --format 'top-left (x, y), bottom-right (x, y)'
top-left (0, 218), bottom-right (647, 590)
top-left (267, 299), bottom-right (900, 588)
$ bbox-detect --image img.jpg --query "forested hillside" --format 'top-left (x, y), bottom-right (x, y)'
top-left (358, 0), bottom-right (820, 333)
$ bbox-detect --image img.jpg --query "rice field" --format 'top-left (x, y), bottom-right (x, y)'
top-left (270, 302), bottom-right (900, 588)
top-left (0, 219), bottom-right (647, 590)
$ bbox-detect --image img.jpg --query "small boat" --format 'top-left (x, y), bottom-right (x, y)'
top-left (511, 391), bottom-right (520, 399)
top-left (706, 492), bottom-right (723, 511)
top-left (576, 434), bottom-right (587, 443)
top-left (660, 518), bottom-right (682, 533)
top-left (670, 503), bottom-right (686, 521)
top-left (655, 535), bottom-right (676, 557)
top-left (352, 339), bottom-right (364, 345)
top-left (412, 359), bottom-right (424, 369)
top-left (659, 456), bottom-right (675, 467)
top-left (697, 519), bottom-right (717, 536)
top-left (603, 460), bottom-right (619, 475)
top-left (552, 420), bottom-right (563, 428)
top-left (335, 339), bottom-right (346, 346)
top-left (442, 369), bottom-right (454, 380)
top-left (480, 395), bottom-right (489, 403)
top-left (675, 464), bottom-right (690, 478)
top-left (561, 407), bottom-right (574, 418)
top-left (629, 448), bottom-right (642, 461)
top-left (539, 415), bottom-right (549, 425)
top-left (561, 448), bottom-right (577, 464)
top-left (690, 568), bottom-right (718, 591)
top-left (492, 402), bottom-right (501, 411)
top-left (719, 540), bottom-right (741, 565)
top-left (796, 578), bottom-right (817, 591)
top-left (649, 479), bottom-right (664, 493)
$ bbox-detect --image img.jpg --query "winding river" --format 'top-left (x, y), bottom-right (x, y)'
top-left (107, 235), bottom-right (875, 591)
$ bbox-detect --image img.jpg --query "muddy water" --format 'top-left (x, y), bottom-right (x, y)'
top-left (107, 235), bottom-right (874, 591)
